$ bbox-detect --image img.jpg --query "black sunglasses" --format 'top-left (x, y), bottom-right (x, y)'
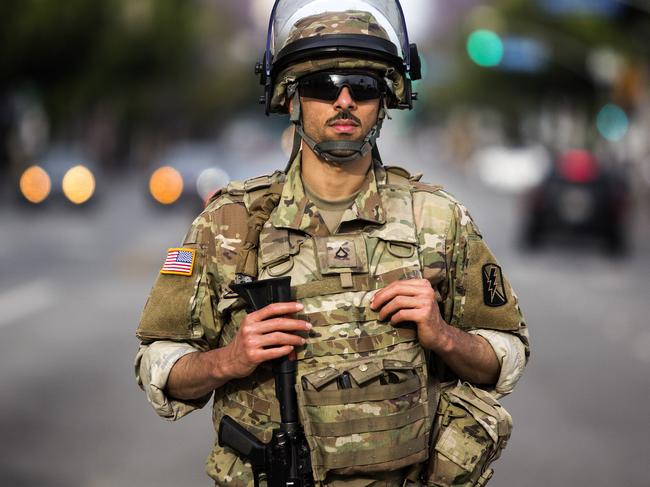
top-left (298, 72), bottom-right (386, 102)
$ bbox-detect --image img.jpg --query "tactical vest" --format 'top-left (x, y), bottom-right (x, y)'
top-left (209, 165), bottom-right (442, 484)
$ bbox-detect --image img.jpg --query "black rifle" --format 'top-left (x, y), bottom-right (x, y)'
top-left (219, 277), bottom-right (314, 487)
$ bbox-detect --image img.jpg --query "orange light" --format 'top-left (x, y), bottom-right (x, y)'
top-left (62, 165), bottom-right (96, 204)
top-left (20, 166), bottom-right (51, 203)
top-left (149, 166), bottom-right (183, 204)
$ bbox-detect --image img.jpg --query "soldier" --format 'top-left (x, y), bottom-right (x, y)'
top-left (135, 1), bottom-right (530, 486)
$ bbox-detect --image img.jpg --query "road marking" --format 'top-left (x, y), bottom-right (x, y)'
top-left (0, 279), bottom-right (56, 329)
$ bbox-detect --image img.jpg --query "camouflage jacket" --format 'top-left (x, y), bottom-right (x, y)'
top-left (136, 157), bottom-right (529, 485)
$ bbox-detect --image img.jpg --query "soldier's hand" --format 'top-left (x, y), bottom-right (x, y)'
top-left (225, 302), bottom-right (311, 379)
top-left (370, 279), bottom-right (446, 351)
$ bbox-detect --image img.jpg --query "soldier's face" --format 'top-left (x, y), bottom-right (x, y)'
top-left (295, 84), bottom-right (380, 156)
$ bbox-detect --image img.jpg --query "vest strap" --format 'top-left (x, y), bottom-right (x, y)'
top-left (312, 435), bottom-right (428, 469)
top-left (292, 265), bottom-right (421, 300)
top-left (299, 328), bottom-right (416, 359)
top-left (309, 402), bottom-right (428, 437)
top-left (235, 182), bottom-right (284, 279)
top-left (298, 305), bottom-right (378, 327)
top-left (301, 376), bottom-right (421, 406)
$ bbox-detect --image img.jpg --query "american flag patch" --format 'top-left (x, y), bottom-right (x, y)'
top-left (160, 248), bottom-right (196, 276)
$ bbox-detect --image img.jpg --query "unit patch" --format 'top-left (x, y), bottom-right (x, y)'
top-left (481, 264), bottom-right (507, 307)
top-left (161, 248), bottom-right (196, 276)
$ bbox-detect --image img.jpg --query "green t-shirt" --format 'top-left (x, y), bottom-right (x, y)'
top-left (302, 179), bottom-right (360, 234)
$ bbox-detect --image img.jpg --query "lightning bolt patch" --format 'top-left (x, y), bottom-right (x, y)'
top-left (482, 264), bottom-right (507, 307)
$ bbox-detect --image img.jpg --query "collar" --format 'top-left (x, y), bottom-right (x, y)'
top-left (271, 153), bottom-right (386, 235)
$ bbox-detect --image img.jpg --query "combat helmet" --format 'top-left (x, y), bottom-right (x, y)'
top-left (256, 0), bottom-right (422, 163)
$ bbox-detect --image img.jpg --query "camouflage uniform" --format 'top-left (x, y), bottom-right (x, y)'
top-left (135, 156), bottom-right (529, 486)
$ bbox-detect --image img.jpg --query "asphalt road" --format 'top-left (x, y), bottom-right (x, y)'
top-left (1, 149), bottom-right (649, 487)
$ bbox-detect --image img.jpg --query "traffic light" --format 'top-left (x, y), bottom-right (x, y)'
top-left (596, 103), bottom-right (628, 141)
top-left (466, 29), bottom-right (504, 67)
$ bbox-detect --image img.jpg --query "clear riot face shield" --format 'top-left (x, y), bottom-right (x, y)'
top-left (255, 0), bottom-right (421, 114)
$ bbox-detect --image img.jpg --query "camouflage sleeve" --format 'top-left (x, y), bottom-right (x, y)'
top-left (136, 210), bottom-right (219, 348)
top-left (467, 329), bottom-right (529, 397)
top-left (413, 188), bottom-right (530, 392)
top-left (134, 341), bottom-right (211, 420)
top-left (443, 197), bottom-right (529, 358)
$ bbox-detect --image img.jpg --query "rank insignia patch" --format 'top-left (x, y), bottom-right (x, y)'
top-left (482, 264), bottom-right (507, 307)
top-left (161, 248), bottom-right (195, 276)
top-left (326, 239), bottom-right (357, 268)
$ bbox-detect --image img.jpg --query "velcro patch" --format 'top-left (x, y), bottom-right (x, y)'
top-left (482, 264), bottom-right (507, 307)
top-left (161, 248), bottom-right (196, 276)
top-left (326, 239), bottom-right (358, 268)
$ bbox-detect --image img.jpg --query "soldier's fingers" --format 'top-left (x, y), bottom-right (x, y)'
top-left (249, 302), bottom-right (303, 321)
top-left (258, 331), bottom-right (306, 348)
top-left (254, 318), bottom-right (312, 335)
top-left (256, 345), bottom-right (295, 362)
top-left (389, 308), bottom-right (422, 326)
top-left (377, 296), bottom-right (422, 321)
top-left (371, 281), bottom-right (434, 310)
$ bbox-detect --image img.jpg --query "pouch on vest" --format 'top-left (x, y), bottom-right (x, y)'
top-left (424, 382), bottom-right (512, 487)
top-left (295, 349), bottom-right (432, 482)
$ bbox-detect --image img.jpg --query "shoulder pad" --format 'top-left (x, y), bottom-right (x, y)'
top-left (384, 165), bottom-right (411, 179)
top-left (384, 165), bottom-right (421, 190)
top-left (205, 187), bottom-right (244, 209)
top-left (242, 171), bottom-right (285, 210)
top-left (206, 187), bottom-right (226, 205)
top-left (212, 170), bottom-right (285, 200)
top-left (384, 165), bottom-right (424, 182)
top-left (410, 180), bottom-right (444, 193)
top-left (243, 170), bottom-right (285, 192)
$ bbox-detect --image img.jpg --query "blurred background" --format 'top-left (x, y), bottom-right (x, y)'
top-left (1, 0), bottom-right (649, 486)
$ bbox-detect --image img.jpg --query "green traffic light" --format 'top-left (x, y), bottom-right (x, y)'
top-left (597, 104), bottom-right (628, 141)
top-left (467, 29), bottom-right (504, 67)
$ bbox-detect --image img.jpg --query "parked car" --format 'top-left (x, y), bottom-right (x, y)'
top-left (521, 149), bottom-right (630, 254)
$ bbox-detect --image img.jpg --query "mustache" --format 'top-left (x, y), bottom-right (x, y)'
top-left (326, 110), bottom-right (361, 126)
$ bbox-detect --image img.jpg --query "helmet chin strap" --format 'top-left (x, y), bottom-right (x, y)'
top-left (288, 89), bottom-right (387, 165)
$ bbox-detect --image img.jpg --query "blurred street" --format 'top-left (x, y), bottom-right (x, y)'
top-left (1, 144), bottom-right (649, 487)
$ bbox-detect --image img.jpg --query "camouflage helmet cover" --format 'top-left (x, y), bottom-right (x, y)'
top-left (270, 10), bottom-right (407, 112)
top-left (282, 10), bottom-right (391, 46)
